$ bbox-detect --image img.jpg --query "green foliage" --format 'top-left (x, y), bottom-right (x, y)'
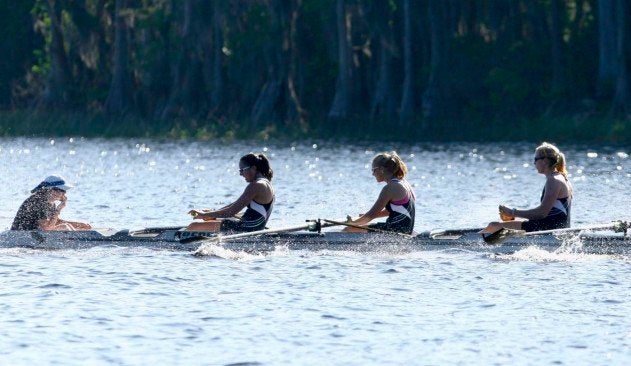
top-left (0, 0), bottom-right (628, 143)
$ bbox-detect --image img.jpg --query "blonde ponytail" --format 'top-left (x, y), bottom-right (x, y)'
top-left (372, 151), bottom-right (408, 179)
top-left (536, 142), bottom-right (567, 178)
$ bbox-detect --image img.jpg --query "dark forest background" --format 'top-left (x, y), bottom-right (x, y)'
top-left (0, 0), bottom-right (629, 142)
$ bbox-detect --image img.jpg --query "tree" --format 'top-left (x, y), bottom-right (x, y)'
top-left (0, 0), bottom-right (37, 108)
top-left (368, 0), bottom-right (398, 123)
top-left (38, 0), bottom-right (73, 109)
top-left (328, 0), bottom-right (354, 120)
top-left (251, 0), bottom-right (307, 130)
top-left (161, 0), bottom-right (210, 119)
top-left (597, 0), bottom-right (619, 99)
top-left (104, 0), bottom-right (134, 115)
top-left (610, 0), bottom-right (629, 116)
top-left (422, 0), bottom-right (452, 120)
top-left (399, 0), bottom-right (415, 126)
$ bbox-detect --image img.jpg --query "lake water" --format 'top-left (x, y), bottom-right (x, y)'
top-left (0, 138), bottom-right (629, 365)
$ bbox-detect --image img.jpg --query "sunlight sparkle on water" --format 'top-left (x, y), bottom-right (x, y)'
top-left (617, 152), bottom-right (628, 159)
top-left (587, 152), bottom-right (598, 158)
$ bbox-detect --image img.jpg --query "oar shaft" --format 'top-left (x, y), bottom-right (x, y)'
top-left (522, 223), bottom-right (619, 236)
top-left (321, 219), bottom-right (414, 238)
top-left (216, 224), bottom-right (313, 241)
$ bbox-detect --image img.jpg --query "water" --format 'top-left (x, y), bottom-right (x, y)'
top-left (0, 138), bottom-right (630, 365)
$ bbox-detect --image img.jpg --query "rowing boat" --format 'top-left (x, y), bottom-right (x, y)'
top-left (0, 225), bottom-right (629, 254)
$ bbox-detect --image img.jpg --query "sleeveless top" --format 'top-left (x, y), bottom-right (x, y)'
top-left (239, 178), bottom-right (274, 230)
top-left (523, 177), bottom-right (571, 232)
top-left (539, 185), bottom-right (571, 225)
top-left (384, 179), bottom-right (416, 232)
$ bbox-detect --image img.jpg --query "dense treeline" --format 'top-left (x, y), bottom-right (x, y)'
top-left (0, 0), bottom-right (629, 141)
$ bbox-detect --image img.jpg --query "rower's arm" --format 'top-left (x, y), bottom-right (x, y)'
top-left (38, 215), bottom-right (60, 230)
top-left (516, 179), bottom-right (562, 219)
top-left (204, 184), bottom-right (258, 218)
top-left (352, 187), bottom-right (391, 225)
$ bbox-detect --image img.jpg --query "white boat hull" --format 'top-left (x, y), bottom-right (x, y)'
top-left (0, 228), bottom-right (629, 254)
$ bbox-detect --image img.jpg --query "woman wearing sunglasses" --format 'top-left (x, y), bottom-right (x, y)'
top-left (344, 151), bottom-right (416, 234)
top-left (11, 175), bottom-right (92, 231)
top-left (485, 142), bottom-right (572, 233)
top-left (188, 153), bottom-right (275, 232)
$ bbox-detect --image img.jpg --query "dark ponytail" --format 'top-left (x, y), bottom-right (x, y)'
top-left (240, 153), bottom-right (274, 181)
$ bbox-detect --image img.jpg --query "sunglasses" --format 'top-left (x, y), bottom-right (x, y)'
top-left (238, 166), bottom-right (252, 173)
top-left (534, 156), bottom-right (546, 162)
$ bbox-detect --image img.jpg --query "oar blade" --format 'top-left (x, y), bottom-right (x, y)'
top-left (482, 228), bottom-right (525, 244)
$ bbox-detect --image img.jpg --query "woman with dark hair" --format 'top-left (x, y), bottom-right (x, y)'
top-left (344, 151), bottom-right (416, 234)
top-left (484, 142), bottom-right (572, 233)
top-left (188, 153), bottom-right (275, 232)
top-left (11, 175), bottom-right (92, 231)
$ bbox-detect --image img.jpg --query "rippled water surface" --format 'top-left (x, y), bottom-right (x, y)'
top-left (0, 138), bottom-right (629, 365)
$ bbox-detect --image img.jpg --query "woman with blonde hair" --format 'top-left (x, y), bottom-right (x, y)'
top-left (345, 151), bottom-right (416, 234)
top-left (485, 142), bottom-right (572, 233)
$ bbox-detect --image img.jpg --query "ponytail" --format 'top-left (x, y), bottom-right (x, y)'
top-left (536, 142), bottom-right (568, 179)
top-left (373, 151), bottom-right (408, 179)
top-left (240, 153), bottom-right (274, 181)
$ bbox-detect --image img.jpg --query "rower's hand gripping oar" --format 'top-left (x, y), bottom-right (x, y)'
top-left (481, 220), bottom-right (629, 245)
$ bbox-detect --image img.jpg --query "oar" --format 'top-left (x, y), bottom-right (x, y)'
top-left (482, 221), bottom-right (629, 245)
top-left (129, 226), bottom-right (185, 235)
top-left (191, 219), bottom-right (341, 255)
top-left (320, 218), bottom-right (415, 239)
top-left (429, 227), bottom-right (485, 239)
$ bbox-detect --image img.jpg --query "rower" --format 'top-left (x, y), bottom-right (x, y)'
top-left (11, 174), bottom-right (92, 231)
top-left (344, 151), bottom-right (416, 234)
top-left (188, 153), bottom-right (275, 233)
top-left (484, 142), bottom-right (572, 234)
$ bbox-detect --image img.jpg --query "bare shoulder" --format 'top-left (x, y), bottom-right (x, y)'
top-left (252, 178), bottom-right (272, 190)
top-left (547, 174), bottom-right (571, 195)
top-left (384, 179), bottom-right (407, 197)
top-left (247, 179), bottom-right (274, 197)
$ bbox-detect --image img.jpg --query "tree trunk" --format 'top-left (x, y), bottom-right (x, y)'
top-left (161, 0), bottom-right (207, 119)
top-left (39, 0), bottom-right (72, 109)
top-left (399, 0), bottom-right (414, 125)
top-left (610, 0), bottom-right (629, 116)
top-left (422, 0), bottom-right (451, 120)
top-left (328, 0), bottom-right (353, 120)
top-left (251, 0), bottom-right (307, 129)
top-left (549, 0), bottom-right (565, 95)
top-left (286, 0), bottom-right (308, 130)
top-left (207, 1), bottom-right (224, 114)
top-left (251, 0), bottom-right (287, 125)
top-left (369, 1), bottom-right (397, 123)
top-left (104, 0), bottom-right (133, 115)
top-left (597, 0), bottom-right (618, 98)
